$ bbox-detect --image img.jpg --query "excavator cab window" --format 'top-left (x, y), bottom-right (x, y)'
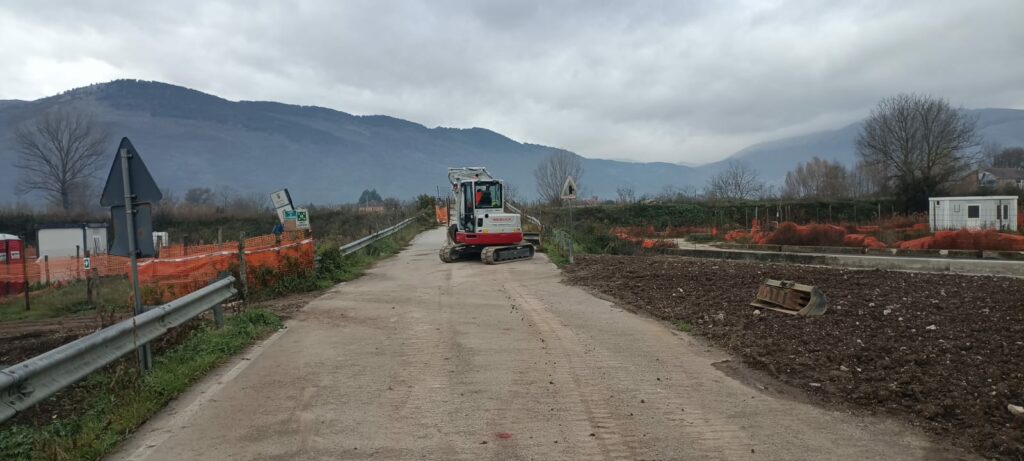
top-left (474, 181), bottom-right (502, 209)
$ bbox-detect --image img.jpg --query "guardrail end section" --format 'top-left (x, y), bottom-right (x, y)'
top-left (0, 370), bottom-right (17, 423)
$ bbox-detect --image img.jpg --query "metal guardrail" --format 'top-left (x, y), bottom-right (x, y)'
top-left (0, 276), bottom-right (237, 423)
top-left (506, 202), bottom-right (543, 229)
top-left (339, 216), bottom-right (421, 256)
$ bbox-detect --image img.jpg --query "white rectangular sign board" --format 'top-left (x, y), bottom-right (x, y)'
top-left (270, 189), bottom-right (293, 209)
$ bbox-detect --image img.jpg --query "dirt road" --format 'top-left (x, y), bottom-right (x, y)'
top-left (109, 228), bottom-right (968, 460)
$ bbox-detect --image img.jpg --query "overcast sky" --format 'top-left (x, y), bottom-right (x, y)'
top-left (1, 0), bottom-right (1022, 164)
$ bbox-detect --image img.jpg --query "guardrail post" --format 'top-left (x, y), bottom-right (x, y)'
top-left (238, 232), bottom-right (248, 300)
top-left (212, 303), bottom-right (225, 329)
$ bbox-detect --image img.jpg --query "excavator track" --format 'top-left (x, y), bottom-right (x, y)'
top-left (481, 244), bottom-right (534, 265)
top-left (439, 242), bottom-right (458, 263)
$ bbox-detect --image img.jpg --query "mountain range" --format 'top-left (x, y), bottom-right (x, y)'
top-left (1, 80), bottom-right (1022, 205)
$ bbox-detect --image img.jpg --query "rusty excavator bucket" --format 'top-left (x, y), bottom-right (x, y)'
top-left (751, 279), bottom-right (828, 316)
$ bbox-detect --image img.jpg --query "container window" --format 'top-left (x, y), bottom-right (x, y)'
top-left (967, 205), bottom-right (980, 219)
top-left (1004, 205), bottom-right (1010, 220)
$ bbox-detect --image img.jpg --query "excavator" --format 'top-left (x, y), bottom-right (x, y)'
top-left (440, 167), bottom-right (535, 264)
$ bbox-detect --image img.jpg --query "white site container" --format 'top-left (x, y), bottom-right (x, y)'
top-left (37, 225), bottom-right (109, 260)
top-left (928, 196), bottom-right (1018, 231)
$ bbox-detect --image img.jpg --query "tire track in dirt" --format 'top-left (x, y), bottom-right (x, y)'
top-left (377, 286), bottom-right (461, 459)
top-left (504, 281), bottom-right (635, 460)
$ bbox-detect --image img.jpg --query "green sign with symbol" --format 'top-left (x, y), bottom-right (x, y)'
top-left (295, 209), bottom-right (310, 230)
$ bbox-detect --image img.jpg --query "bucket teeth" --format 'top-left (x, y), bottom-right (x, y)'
top-left (751, 279), bottom-right (828, 316)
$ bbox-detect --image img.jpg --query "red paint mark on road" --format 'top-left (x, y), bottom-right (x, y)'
top-left (496, 432), bottom-right (513, 439)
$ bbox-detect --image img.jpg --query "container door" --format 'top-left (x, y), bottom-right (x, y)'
top-left (966, 204), bottom-right (981, 229)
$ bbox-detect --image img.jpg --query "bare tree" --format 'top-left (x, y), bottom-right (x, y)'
top-left (783, 157), bottom-right (851, 199)
top-left (184, 187), bottom-right (215, 205)
top-left (14, 108), bottom-right (109, 211)
top-left (990, 146), bottom-right (1024, 168)
top-left (704, 160), bottom-right (765, 200)
top-left (616, 185), bottom-right (636, 204)
top-left (847, 160), bottom-right (888, 198)
top-left (856, 93), bottom-right (979, 211)
top-left (230, 191), bottom-right (271, 215)
top-left (534, 149), bottom-right (584, 204)
top-left (504, 182), bottom-right (520, 204)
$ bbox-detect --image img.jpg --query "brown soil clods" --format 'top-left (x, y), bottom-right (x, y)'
top-left (565, 254), bottom-right (1024, 459)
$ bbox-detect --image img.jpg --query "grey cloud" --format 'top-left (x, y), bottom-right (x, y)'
top-left (1, 0), bottom-right (1022, 164)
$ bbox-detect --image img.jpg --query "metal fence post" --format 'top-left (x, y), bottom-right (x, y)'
top-left (238, 232), bottom-right (248, 300)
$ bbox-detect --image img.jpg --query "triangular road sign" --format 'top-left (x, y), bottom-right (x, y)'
top-left (100, 137), bottom-right (162, 206)
top-left (561, 176), bottom-right (577, 200)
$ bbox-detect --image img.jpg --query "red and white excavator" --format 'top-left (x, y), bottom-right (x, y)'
top-left (440, 167), bottom-right (535, 264)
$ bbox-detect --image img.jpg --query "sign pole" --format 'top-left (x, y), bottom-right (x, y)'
top-left (120, 147), bottom-right (151, 371)
top-left (560, 175), bottom-right (578, 264)
top-left (568, 198), bottom-right (574, 264)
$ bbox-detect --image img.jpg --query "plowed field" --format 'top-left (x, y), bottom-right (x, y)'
top-left (564, 254), bottom-right (1024, 459)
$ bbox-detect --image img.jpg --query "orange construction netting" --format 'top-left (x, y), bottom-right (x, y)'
top-left (0, 232), bottom-right (315, 303)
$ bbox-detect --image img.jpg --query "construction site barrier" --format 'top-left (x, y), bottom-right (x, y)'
top-left (0, 232), bottom-right (314, 303)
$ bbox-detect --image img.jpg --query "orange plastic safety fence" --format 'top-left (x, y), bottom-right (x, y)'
top-left (0, 233), bottom-right (315, 302)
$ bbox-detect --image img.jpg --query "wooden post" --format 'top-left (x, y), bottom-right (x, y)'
top-left (43, 255), bottom-right (50, 285)
top-left (22, 242), bottom-right (30, 311)
top-left (92, 238), bottom-right (102, 309)
top-left (85, 249), bottom-right (93, 305)
top-left (238, 232), bottom-right (248, 300)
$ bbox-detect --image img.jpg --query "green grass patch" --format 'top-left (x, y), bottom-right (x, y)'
top-left (0, 309), bottom-right (282, 461)
top-left (0, 278), bottom-right (132, 323)
top-left (674, 321), bottom-right (693, 333)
